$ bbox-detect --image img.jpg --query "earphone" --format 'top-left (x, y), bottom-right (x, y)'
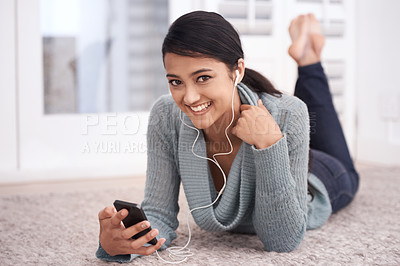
top-left (234, 69), bottom-right (240, 87)
top-left (155, 70), bottom-right (240, 263)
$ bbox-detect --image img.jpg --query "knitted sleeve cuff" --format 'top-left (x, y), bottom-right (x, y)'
top-left (95, 242), bottom-right (138, 262)
top-left (251, 134), bottom-right (295, 192)
top-left (144, 216), bottom-right (176, 249)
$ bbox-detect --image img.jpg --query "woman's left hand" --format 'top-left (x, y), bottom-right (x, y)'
top-left (232, 99), bottom-right (283, 149)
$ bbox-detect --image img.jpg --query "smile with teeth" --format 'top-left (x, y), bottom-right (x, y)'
top-left (189, 101), bottom-right (212, 112)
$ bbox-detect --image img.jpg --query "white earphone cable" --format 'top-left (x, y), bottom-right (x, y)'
top-left (155, 70), bottom-right (240, 263)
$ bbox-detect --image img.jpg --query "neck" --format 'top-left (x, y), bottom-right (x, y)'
top-left (203, 91), bottom-right (241, 146)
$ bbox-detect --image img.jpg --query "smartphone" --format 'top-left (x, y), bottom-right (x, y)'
top-left (113, 200), bottom-right (157, 245)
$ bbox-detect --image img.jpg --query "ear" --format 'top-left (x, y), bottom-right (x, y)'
top-left (236, 58), bottom-right (245, 84)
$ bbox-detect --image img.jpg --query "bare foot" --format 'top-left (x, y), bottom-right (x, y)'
top-left (309, 14), bottom-right (325, 59)
top-left (288, 14), bottom-right (325, 66)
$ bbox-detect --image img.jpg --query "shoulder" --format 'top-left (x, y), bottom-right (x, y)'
top-left (149, 94), bottom-right (181, 125)
top-left (260, 93), bottom-right (308, 118)
top-left (148, 94), bottom-right (181, 139)
top-left (149, 94), bottom-right (177, 116)
top-left (260, 93), bottom-right (309, 149)
top-left (259, 93), bottom-right (309, 128)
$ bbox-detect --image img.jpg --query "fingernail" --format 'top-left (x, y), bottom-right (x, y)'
top-left (151, 230), bottom-right (158, 237)
top-left (141, 221), bottom-right (149, 229)
top-left (121, 210), bottom-right (127, 216)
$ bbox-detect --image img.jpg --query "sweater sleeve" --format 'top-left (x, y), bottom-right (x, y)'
top-left (95, 97), bottom-right (180, 263)
top-left (251, 99), bottom-right (309, 252)
top-left (140, 96), bottom-right (181, 248)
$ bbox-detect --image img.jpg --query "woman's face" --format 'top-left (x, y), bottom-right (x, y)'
top-left (164, 53), bottom-right (241, 130)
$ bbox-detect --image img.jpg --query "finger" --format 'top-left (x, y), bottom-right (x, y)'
top-left (134, 238), bottom-right (166, 256)
top-left (98, 206), bottom-right (116, 221)
top-left (110, 209), bottom-right (128, 227)
top-left (257, 99), bottom-right (265, 108)
top-left (239, 104), bottom-right (252, 111)
top-left (257, 99), bottom-right (270, 113)
top-left (121, 220), bottom-right (150, 240)
top-left (130, 229), bottom-right (160, 250)
top-left (231, 124), bottom-right (237, 135)
top-left (231, 118), bottom-right (248, 138)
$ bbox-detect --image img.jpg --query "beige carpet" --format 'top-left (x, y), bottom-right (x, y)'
top-left (0, 163), bottom-right (399, 265)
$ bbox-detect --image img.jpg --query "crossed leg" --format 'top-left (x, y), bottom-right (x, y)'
top-left (288, 14), bottom-right (359, 212)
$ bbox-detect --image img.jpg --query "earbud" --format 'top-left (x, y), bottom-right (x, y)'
top-left (234, 70), bottom-right (240, 87)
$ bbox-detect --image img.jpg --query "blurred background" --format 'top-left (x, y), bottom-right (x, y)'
top-left (1, 0), bottom-right (399, 184)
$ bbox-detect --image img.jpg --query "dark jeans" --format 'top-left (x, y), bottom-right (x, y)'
top-left (294, 62), bottom-right (360, 213)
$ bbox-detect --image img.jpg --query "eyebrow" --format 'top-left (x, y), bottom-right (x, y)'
top-left (166, 68), bottom-right (213, 78)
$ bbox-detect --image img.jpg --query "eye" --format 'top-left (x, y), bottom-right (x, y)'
top-left (197, 75), bottom-right (211, 82)
top-left (169, 79), bottom-right (182, 86)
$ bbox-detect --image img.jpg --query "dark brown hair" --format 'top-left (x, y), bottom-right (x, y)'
top-left (162, 11), bottom-right (282, 97)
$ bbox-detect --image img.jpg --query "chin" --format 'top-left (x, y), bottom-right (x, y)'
top-left (190, 119), bottom-right (213, 130)
top-left (187, 114), bottom-right (217, 129)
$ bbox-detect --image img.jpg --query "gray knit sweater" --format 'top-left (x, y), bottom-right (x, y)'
top-left (96, 83), bottom-right (332, 262)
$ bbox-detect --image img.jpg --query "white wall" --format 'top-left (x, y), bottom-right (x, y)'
top-left (355, 0), bottom-right (400, 166)
top-left (0, 0), bottom-right (18, 171)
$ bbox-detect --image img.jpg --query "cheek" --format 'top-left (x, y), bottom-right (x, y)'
top-left (170, 89), bottom-right (191, 114)
top-left (214, 89), bottom-right (233, 109)
top-left (170, 89), bottom-right (183, 105)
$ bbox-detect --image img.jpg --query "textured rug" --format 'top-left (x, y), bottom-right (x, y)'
top-left (0, 163), bottom-right (399, 265)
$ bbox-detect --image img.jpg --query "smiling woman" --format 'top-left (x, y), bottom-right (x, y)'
top-left (165, 54), bottom-right (242, 131)
top-left (96, 11), bottom-right (360, 263)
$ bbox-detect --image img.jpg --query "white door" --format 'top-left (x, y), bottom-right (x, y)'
top-left (12, 0), bottom-right (170, 182)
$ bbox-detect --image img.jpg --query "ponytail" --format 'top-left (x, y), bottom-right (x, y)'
top-left (242, 68), bottom-right (282, 97)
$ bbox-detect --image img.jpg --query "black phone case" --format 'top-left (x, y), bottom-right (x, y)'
top-left (113, 200), bottom-right (157, 245)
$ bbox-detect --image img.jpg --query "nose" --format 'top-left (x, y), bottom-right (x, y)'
top-left (183, 85), bottom-right (201, 105)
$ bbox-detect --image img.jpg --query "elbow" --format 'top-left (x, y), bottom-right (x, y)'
top-left (261, 223), bottom-right (306, 253)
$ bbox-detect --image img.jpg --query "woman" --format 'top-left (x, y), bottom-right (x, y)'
top-left (96, 11), bottom-right (359, 262)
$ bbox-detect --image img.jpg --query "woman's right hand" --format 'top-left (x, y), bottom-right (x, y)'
top-left (98, 206), bottom-right (166, 256)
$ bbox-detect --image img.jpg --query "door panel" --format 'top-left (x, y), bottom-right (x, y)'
top-left (16, 0), bottom-right (161, 180)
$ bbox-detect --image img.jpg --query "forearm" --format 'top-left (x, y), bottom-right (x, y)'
top-left (141, 199), bottom-right (179, 248)
top-left (252, 135), bottom-right (307, 252)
